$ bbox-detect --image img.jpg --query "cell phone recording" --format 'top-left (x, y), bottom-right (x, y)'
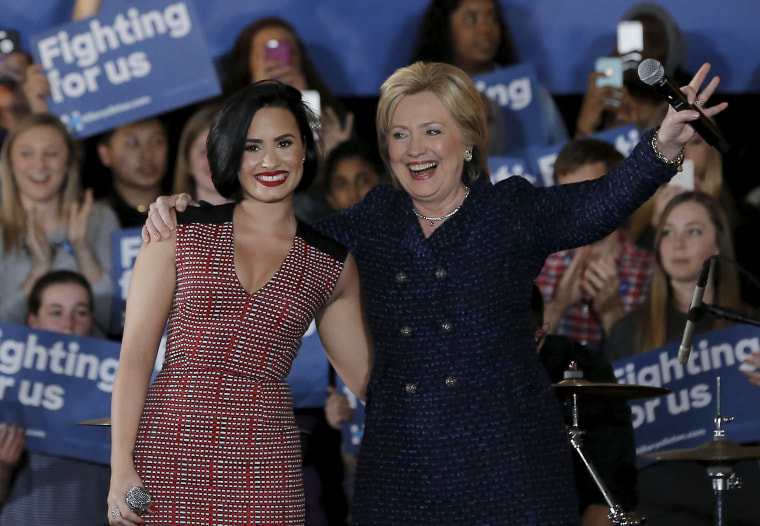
top-left (265, 39), bottom-right (291, 65)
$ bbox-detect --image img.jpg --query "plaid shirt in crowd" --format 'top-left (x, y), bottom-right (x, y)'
top-left (536, 230), bottom-right (653, 350)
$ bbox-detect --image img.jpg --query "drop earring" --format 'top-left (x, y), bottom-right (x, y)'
top-left (464, 149), bottom-right (473, 162)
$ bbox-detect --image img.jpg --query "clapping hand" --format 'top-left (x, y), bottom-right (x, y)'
top-left (68, 188), bottom-right (94, 252)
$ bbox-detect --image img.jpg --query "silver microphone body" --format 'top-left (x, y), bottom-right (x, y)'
top-left (677, 257), bottom-right (713, 364)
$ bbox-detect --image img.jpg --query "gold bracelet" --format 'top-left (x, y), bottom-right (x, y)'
top-left (651, 131), bottom-right (685, 172)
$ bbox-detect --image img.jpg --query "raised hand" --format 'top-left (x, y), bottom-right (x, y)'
top-left (575, 72), bottom-right (624, 137)
top-left (656, 63), bottom-right (728, 160)
top-left (320, 106), bottom-right (354, 155)
top-left (68, 188), bottom-right (94, 252)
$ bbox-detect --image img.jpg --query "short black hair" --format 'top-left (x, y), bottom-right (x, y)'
top-left (208, 80), bottom-right (318, 200)
top-left (323, 139), bottom-right (385, 190)
top-left (27, 270), bottom-right (93, 316)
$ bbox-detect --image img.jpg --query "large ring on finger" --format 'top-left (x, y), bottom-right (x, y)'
top-left (125, 486), bottom-right (153, 514)
top-left (110, 506), bottom-right (121, 518)
top-left (694, 99), bottom-right (703, 107)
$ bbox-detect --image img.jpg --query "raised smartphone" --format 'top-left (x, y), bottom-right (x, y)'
top-left (617, 20), bottom-right (644, 55)
top-left (595, 56), bottom-right (623, 88)
top-left (265, 39), bottom-right (291, 65)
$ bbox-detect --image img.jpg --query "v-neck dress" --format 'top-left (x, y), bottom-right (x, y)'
top-left (132, 203), bottom-right (347, 525)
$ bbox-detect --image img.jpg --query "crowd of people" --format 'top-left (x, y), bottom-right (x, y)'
top-left (1, 1), bottom-right (760, 525)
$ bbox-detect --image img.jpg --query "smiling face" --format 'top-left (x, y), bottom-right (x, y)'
top-left (27, 282), bottom-right (93, 336)
top-left (449, 0), bottom-right (501, 75)
top-left (10, 124), bottom-right (69, 205)
top-left (388, 91), bottom-right (468, 207)
top-left (658, 200), bottom-right (719, 286)
top-left (238, 106), bottom-right (304, 203)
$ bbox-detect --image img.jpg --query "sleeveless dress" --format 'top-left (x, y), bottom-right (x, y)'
top-left (131, 203), bottom-right (347, 525)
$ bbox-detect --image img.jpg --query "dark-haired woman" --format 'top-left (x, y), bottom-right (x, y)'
top-left (410, 0), bottom-right (569, 150)
top-left (107, 81), bottom-right (372, 525)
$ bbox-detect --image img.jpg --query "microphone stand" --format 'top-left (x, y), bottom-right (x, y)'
top-left (690, 303), bottom-right (760, 328)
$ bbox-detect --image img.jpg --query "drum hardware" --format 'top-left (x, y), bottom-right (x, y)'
top-left (640, 377), bottom-right (760, 526)
top-left (77, 417), bottom-right (111, 426)
top-left (554, 362), bottom-right (669, 526)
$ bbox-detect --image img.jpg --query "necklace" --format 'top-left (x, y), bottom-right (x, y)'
top-left (412, 187), bottom-right (470, 227)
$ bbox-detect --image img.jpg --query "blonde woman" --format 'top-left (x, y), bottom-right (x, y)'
top-left (172, 102), bottom-right (230, 205)
top-left (0, 113), bottom-right (119, 331)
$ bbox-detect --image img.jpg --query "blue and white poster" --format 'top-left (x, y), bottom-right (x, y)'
top-left (592, 125), bottom-right (641, 158)
top-left (612, 325), bottom-right (760, 468)
top-left (0, 323), bottom-right (117, 464)
top-left (488, 155), bottom-right (537, 186)
top-left (110, 227), bottom-right (143, 335)
top-left (473, 63), bottom-right (544, 154)
top-left (31, 0), bottom-right (221, 138)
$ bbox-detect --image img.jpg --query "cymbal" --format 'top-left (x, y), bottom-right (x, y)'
top-left (77, 417), bottom-right (111, 426)
top-left (552, 378), bottom-right (670, 399)
top-left (641, 439), bottom-right (760, 463)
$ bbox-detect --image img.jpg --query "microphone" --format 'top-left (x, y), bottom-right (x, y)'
top-left (638, 59), bottom-right (731, 154)
top-left (678, 256), bottom-right (713, 364)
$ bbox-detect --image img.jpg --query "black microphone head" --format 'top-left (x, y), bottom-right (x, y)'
top-left (638, 58), bottom-right (665, 86)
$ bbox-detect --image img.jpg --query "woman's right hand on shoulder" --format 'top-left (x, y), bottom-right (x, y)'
top-left (141, 193), bottom-right (195, 243)
top-left (107, 467), bottom-right (152, 525)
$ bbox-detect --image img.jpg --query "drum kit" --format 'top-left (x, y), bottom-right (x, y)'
top-left (553, 365), bottom-right (760, 526)
top-left (78, 370), bottom-right (757, 525)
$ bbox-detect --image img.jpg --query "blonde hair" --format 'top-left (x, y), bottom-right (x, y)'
top-left (376, 61), bottom-right (489, 185)
top-left (629, 145), bottom-right (723, 243)
top-left (172, 103), bottom-right (220, 197)
top-left (0, 113), bottom-right (81, 252)
top-left (635, 192), bottom-right (742, 352)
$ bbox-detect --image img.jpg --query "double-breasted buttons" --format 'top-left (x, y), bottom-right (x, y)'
top-left (400, 326), bottom-right (412, 336)
top-left (405, 383), bottom-right (418, 394)
top-left (435, 268), bottom-right (447, 280)
top-left (395, 271), bottom-right (408, 283)
top-left (444, 376), bottom-right (458, 388)
top-left (440, 321), bottom-right (452, 332)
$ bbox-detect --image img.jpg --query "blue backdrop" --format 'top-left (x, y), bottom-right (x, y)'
top-left (2, 0), bottom-right (758, 96)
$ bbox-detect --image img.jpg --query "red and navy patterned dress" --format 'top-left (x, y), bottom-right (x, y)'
top-left (132, 203), bottom-right (346, 525)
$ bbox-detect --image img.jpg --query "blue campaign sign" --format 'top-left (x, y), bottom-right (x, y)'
top-left (612, 325), bottom-right (760, 468)
top-left (488, 155), bottom-right (539, 186)
top-left (30, 0), bottom-right (221, 138)
top-left (0, 322), bottom-right (117, 465)
top-left (111, 227), bottom-right (143, 335)
top-left (286, 321), bottom-right (330, 409)
top-left (335, 376), bottom-right (364, 454)
top-left (473, 63), bottom-right (544, 154)
top-left (591, 125), bottom-right (641, 158)
top-left (525, 142), bottom-right (567, 187)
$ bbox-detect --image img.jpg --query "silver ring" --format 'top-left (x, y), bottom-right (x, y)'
top-left (110, 506), bottom-right (121, 518)
top-left (694, 99), bottom-right (703, 107)
top-left (125, 486), bottom-right (153, 514)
